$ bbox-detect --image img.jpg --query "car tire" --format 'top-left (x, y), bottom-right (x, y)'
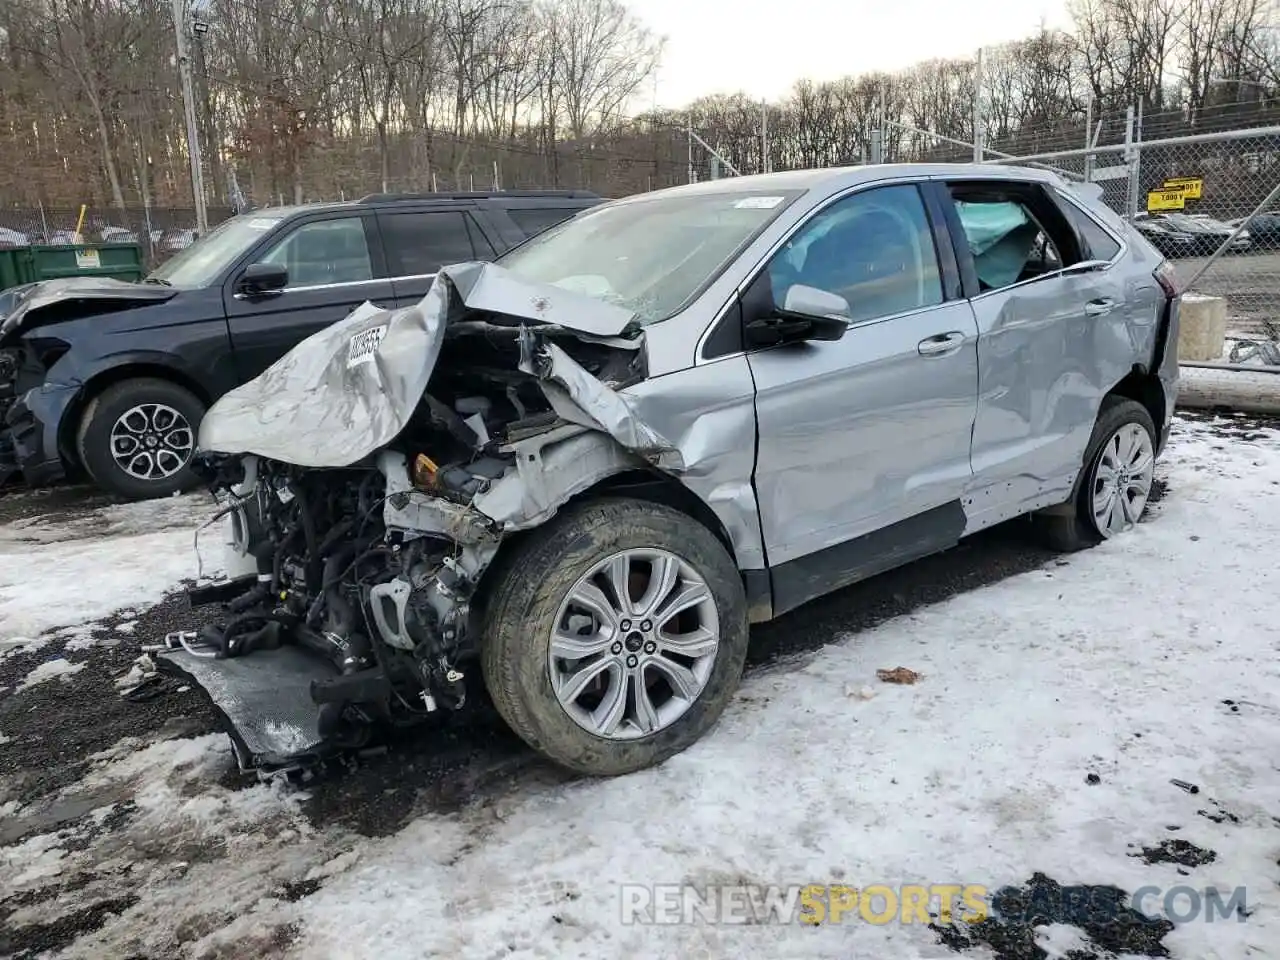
top-left (1037, 396), bottom-right (1158, 552)
top-left (480, 497), bottom-right (749, 777)
top-left (76, 377), bottom-right (205, 501)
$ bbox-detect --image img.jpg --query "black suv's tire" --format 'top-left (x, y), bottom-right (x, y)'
top-left (76, 378), bottom-right (205, 501)
top-left (1036, 396), bottom-right (1158, 552)
top-left (481, 497), bottom-right (748, 777)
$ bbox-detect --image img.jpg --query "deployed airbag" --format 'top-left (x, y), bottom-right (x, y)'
top-left (955, 200), bottom-right (1040, 289)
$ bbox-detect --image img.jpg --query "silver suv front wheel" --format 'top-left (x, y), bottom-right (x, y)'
top-left (481, 498), bottom-right (748, 777)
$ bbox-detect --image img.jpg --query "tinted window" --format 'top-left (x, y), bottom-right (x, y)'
top-left (1058, 197), bottom-right (1121, 261)
top-left (507, 207), bottom-right (579, 237)
top-left (380, 211), bottom-right (478, 276)
top-left (767, 184), bottom-right (943, 324)
top-left (259, 217), bottom-right (372, 287)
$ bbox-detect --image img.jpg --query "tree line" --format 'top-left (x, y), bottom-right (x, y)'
top-left (2, 0), bottom-right (1280, 214)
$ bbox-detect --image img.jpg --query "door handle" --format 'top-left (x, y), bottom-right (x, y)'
top-left (917, 331), bottom-right (966, 357)
top-left (1085, 298), bottom-right (1115, 316)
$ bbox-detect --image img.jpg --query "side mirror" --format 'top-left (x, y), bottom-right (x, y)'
top-left (745, 284), bottom-right (851, 348)
top-left (237, 262), bottom-right (288, 297)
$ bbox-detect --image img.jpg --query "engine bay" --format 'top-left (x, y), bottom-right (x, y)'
top-left (173, 293), bottom-right (652, 769)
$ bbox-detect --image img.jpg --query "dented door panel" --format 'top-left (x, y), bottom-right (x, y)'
top-left (963, 268), bottom-right (1149, 529)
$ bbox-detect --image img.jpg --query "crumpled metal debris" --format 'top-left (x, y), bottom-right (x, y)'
top-left (518, 330), bottom-right (679, 463)
top-left (1228, 338), bottom-right (1280, 365)
top-left (114, 652), bottom-right (169, 701)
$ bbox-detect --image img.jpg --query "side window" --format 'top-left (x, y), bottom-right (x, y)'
top-left (380, 211), bottom-right (479, 276)
top-left (948, 185), bottom-right (1082, 292)
top-left (259, 218), bottom-right (373, 287)
top-left (507, 207), bottom-right (578, 237)
top-left (766, 184), bottom-right (944, 324)
top-left (1056, 196), bottom-right (1122, 262)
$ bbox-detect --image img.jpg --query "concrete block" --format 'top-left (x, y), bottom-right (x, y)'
top-left (1177, 294), bottom-right (1228, 362)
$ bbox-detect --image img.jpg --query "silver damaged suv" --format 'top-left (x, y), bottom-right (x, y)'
top-left (178, 163), bottom-right (1180, 777)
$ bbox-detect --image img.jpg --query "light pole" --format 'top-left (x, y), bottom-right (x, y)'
top-left (171, 0), bottom-right (209, 233)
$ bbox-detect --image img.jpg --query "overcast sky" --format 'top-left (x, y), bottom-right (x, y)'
top-left (628, 0), bottom-right (1073, 109)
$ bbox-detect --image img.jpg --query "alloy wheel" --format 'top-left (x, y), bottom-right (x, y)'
top-left (549, 548), bottom-right (720, 740)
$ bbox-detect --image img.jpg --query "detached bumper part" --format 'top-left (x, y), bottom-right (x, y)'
top-left (160, 644), bottom-right (342, 773)
top-left (1, 382), bottom-right (76, 487)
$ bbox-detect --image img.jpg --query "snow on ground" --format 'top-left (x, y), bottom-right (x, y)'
top-left (0, 492), bottom-right (219, 653)
top-left (2, 734), bottom-right (329, 960)
top-left (283, 417), bottom-right (1280, 960)
top-left (16, 657), bottom-right (84, 691)
top-left (2, 416), bottom-right (1279, 960)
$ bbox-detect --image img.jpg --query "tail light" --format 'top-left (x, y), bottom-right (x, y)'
top-left (1154, 260), bottom-right (1180, 300)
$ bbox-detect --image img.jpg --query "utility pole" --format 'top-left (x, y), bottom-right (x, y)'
top-left (761, 99), bottom-right (770, 174)
top-left (972, 46), bottom-right (984, 162)
top-left (171, 0), bottom-right (208, 233)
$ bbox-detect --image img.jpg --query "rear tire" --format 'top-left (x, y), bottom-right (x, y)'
top-left (77, 377), bottom-right (205, 501)
top-left (1037, 396), bottom-right (1157, 552)
top-left (481, 497), bottom-right (748, 777)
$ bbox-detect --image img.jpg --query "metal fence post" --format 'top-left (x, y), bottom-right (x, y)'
top-left (1084, 93), bottom-right (1093, 181)
top-left (1124, 105), bottom-right (1139, 218)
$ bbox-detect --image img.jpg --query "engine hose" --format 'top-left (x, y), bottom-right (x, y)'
top-left (215, 611), bottom-right (294, 657)
top-left (227, 583), bottom-right (270, 615)
top-left (316, 519), bottom-right (353, 557)
top-left (293, 486), bottom-right (323, 595)
top-left (305, 545), bottom-right (359, 627)
top-left (270, 525), bottom-right (301, 596)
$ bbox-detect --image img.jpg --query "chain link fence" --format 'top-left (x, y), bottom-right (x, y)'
top-left (988, 126), bottom-right (1280, 360)
top-left (0, 205), bottom-right (237, 268)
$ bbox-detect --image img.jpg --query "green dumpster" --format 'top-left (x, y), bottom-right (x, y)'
top-left (0, 242), bottom-right (145, 294)
top-left (0, 248), bottom-right (21, 292)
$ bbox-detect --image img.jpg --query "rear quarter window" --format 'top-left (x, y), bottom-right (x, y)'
top-left (506, 207), bottom-right (580, 237)
top-left (380, 211), bottom-right (480, 276)
top-left (1055, 195), bottom-right (1122, 262)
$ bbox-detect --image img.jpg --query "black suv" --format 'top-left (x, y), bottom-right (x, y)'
top-left (0, 190), bottom-right (603, 499)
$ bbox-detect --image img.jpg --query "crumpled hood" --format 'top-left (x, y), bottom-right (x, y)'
top-left (0, 276), bottom-right (177, 339)
top-left (197, 262), bottom-right (650, 467)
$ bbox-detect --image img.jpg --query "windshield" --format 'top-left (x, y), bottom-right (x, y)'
top-left (497, 190), bottom-right (803, 323)
top-left (147, 213), bottom-right (285, 288)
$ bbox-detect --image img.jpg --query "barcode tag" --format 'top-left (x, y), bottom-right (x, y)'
top-left (347, 324), bottom-right (388, 368)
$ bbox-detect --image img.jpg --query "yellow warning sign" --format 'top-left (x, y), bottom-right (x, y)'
top-left (1147, 189), bottom-right (1187, 212)
top-left (1162, 177), bottom-right (1203, 199)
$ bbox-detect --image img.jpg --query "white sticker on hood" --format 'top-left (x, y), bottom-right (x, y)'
top-left (346, 324), bottom-right (388, 368)
top-left (248, 218), bottom-right (277, 230)
top-left (734, 196), bottom-right (784, 209)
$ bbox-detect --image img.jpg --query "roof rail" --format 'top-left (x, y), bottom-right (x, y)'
top-left (355, 190), bottom-right (601, 203)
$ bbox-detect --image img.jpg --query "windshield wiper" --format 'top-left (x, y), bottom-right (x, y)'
top-left (142, 277), bottom-right (171, 286)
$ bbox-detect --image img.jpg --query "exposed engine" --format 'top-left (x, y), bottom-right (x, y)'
top-left (184, 312), bottom-right (645, 753)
